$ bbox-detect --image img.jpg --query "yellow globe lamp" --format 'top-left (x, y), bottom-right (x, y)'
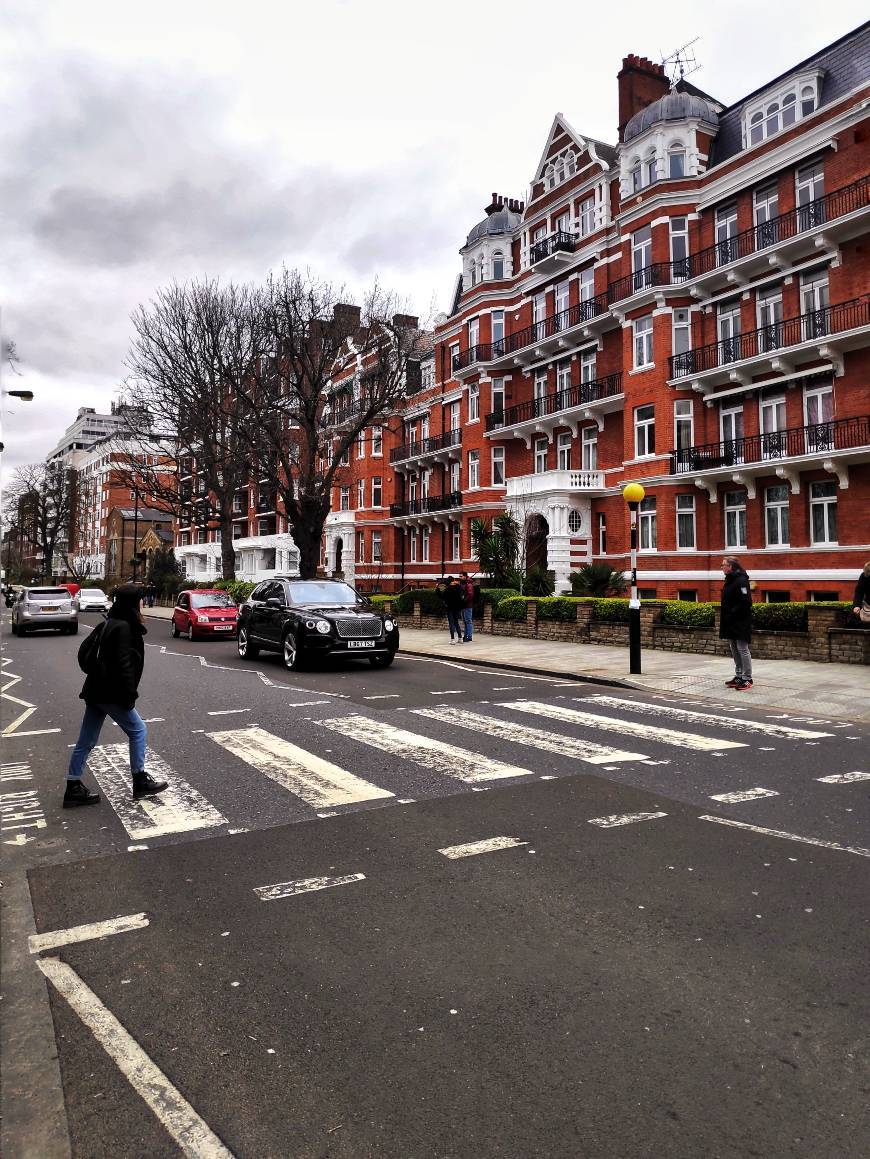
top-left (622, 482), bottom-right (645, 505)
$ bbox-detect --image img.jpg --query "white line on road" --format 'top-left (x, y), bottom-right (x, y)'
top-left (207, 726), bottom-right (393, 807)
top-left (254, 873), bottom-right (365, 901)
top-left (438, 836), bottom-right (528, 859)
top-left (29, 912), bottom-right (149, 954)
top-left (206, 709), bottom-right (251, 716)
top-left (504, 701), bottom-right (745, 752)
top-left (286, 700), bottom-right (332, 707)
top-left (698, 815), bottom-right (870, 858)
top-left (363, 694), bottom-right (400, 700)
top-left (588, 812), bottom-right (668, 828)
top-left (37, 958), bottom-right (234, 1158)
top-left (318, 714), bottom-right (532, 784)
top-left (428, 690), bottom-right (465, 695)
top-left (816, 771), bottom-right (870, 783)
top-left (414, 706), bottom-right (646, 765)
top-left (710, 787), bottom-right (779, 803)
top-left (86, 746), bottom-right (226, 840)
top-left (0, 728), bottom-right (62, 737)
top-left (583, 695), bottom-right (835, 739)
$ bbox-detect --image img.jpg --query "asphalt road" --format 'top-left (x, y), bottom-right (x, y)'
top-left (3, 616), bottom-right (869, 1158)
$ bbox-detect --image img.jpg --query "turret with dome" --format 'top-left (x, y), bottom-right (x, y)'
top-left (460, 193), bottom-right (524, 291)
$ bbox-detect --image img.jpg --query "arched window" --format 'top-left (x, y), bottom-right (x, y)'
top-left (566, 151), bottom-right (577, 176)
top-left (477, 255), bottom-right (485, 284)
top-left (645, 150), bottom-right (658, 185)
top-left (749, 110), bottom-right (764, 145)
top-left (545, 164), bottom-right (555, 190)
top-left (801, 85), bottom-right (816, 116)
top-left (555, 156), bottom-right (566, 185)
top-left (668, 145), bottom-right (686, 179)
top-left (766, 102), bottom-right (780, 137)
top-left (630, 159), bottom-right (642, 192)
top-left (781, 91), bottom-right (797, 127)
top-left (468, 262), bottom-right (476, 287)
top-left (491, 251), bottom-right (504, 280)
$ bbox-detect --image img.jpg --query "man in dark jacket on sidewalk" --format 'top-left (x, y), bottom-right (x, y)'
top-left (720, 556), bottom-right (754, 691)
top-left (63, 583), bottom-right (168, 807)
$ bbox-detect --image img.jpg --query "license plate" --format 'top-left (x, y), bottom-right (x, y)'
top-left (347, 640), bottom-right (376, 649)
top-left (212, 625), bottom-right (233, 631)
top-left (41, 607), bottom-right (59, 613)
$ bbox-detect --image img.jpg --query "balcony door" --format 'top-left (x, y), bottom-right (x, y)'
top-left (753, 185), bottom-right (780, 248)
top-left (717, 305), bottom-right (742, 365)
top-left (796, 163), bottom-right (825, 231)
top-left (720, 406), bottom-right (745, 465)
top-left (632, 226), bottom-right (652, 291)
top-left (757, 288), bottom-right (783, 352)
top-left (581, 426), bottom-right (598, 471)
top-left (804, 382), bottom-right (834, 452)
top-left (491, 310), bottom-right (505, 357)
top-left (800, 271), bottom-right (829, 340)
top-left (760, 396), bottom-right (787, 460)
top-left (715, 205), bottom-right (738, 266)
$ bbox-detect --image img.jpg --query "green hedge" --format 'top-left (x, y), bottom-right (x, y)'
top-left (588, 598), bottom-right (632, 623)
top-left (480, 587), bottom-right (520, 608)
top-left (366, 594), bottom-right (393, 611)
top-left (660, 601), bottom-right (716, 628)
top-left (536, 596), bottom-right (583, 621)
top-left (493, 596), bottom-right (535, 621)
top-left (393, 588), bottom-right (445, 615)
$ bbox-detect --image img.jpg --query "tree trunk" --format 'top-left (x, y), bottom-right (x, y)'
top-left (289, 494), bottom-right (330, 580)
top-left (219, 512), bottom-right (236, 580)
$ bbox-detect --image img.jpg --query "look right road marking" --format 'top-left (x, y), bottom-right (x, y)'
top-left (439, 836), bottom-right (528, 859)
top-left (588, 812), bottom-right (668, 828)
top-left (816, 771), bottom-right (870, 784)
top-left (254, 874), bottom-right (365, 901)
top-left (503, 701), bottom-right (745, 752)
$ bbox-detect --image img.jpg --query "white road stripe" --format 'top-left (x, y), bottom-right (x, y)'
top-left (207, 726), bottom-right (393, 807)
top-left (414, 707), bottom-right (646, 765)
top-left (86, 747), bottom-right (226, 840)
top-left (588, 812), bottom-right (668, 828)
top-left (318, 714), bottom-right (532, 783)
top-left (254, 873), bottom-right (365, 901)
top-left (439, 836), bottom-right (528, 859)
top-left (710, 787), bottom-right (779, 803)
top-left (816, 771), bottom-right (870, 784)
top-left (206, 709), bottom-right (250, 716)
top-left (428, 690), bottom-right (465, 695)
top-left (584, 695), bottom-right (835, 739)
top-left (363, 694), bottom-right (400, 700)
top-left (37, 958), bottom-right (233, 1158)
top-left (503, 701), bottom-right (745, 752)
top-left (699, 815), bottom-right (870, 858)
top-left (285, 701), bottom-right (332, 707)
top-left (29, 913), bottom-right (149, 955)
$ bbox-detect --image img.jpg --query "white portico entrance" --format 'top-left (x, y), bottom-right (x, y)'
top-left (505, 470), bottom-right (603, 591)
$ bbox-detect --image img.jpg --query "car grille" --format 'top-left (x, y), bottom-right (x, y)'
top-left (334, 616), bottom-right (383, 639)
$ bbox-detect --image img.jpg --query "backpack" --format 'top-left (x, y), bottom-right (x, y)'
top-left (77, 621), bottom-right (109, 675)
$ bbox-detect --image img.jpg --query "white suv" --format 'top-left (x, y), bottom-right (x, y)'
top-left (75, 588), bottom-right (111, 614)
top-left (11, 587), bottom-right (79, 635)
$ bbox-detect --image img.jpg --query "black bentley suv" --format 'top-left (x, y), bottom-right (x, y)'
top-left (236, 578), bottom-right (399, 670)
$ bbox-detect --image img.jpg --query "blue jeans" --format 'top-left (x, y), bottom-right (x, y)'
top-left (68, 704), bottom-right (147, 779)
top-left (447, 609), bottom-right (463, 639)
top-left (462, 607), bottom-right (473, 641)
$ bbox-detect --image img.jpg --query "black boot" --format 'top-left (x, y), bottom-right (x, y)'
top-left (132, 771), bottom-right (168, 799)
top-left (63, 779), bottom-right (100, 808)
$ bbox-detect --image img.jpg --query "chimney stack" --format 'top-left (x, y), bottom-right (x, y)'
top-left (617, 54), bottom-right (670, 142)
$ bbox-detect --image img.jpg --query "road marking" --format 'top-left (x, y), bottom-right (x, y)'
top-left (318, 714), bottom-right (532, 783)
top-left (1, 727), bottom-right (62, 737)
top-left (206, 709), bottom-right (250, 716)
top-left (37, 958), bottom-right (233, 1158)
top-left (207, 726), bottom-right (393, 807)
top-left (504, 701), bottom-right (745, 752)
top-left (285, 700), bottom-right (332, 707)
top-left (363, 694), bottom-right (400, 700)
top-left (698, 815), bottom-right (870, 858)
top-left (438, 836), bottom-right (528, 859)
top-left (588, 812), bottom-right (668, 828)
top-left (86, 746), bottom-right (226, 840)
top-left (28, 913), bottom-right (149, 955)
top-left (584, 695), bottom-right (835, 739)
top-left (1, 762), bottom-right (33, 783)
top-left (254, 873), bottom-right (365, 901)
top-left (414, 707), bottom-right (646, 765)
top-left (428, 689), bottom-right (465, 695)
top-left (710, 787), bottom-right (779, 803)
top-left (1, 773), bottom-right (47, 835)
top-left (816, 771), bottom-right (870, 784)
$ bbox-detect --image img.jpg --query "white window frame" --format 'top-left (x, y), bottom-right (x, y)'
top-left (668, 144), bottom-right (686, 179)
top-left (676, 494), bottom-right (696, 550)
top-left (674, 398), bottom-right (694, 454)
top-left (638, 497), bottom-right (657, 552)
top-left (580, 348), bottom-right (597, 383)
top-left (581, 426), bottom-right (597, 471)
top-left (672, 308), bottom-right (691, 357)
top-left (357, 478), bottom-right (365, 509)
top-left (634, 404), bottom-right (655, 458)
top-left (578, 195), bottom-right (595, 237)
top-left (371, 476), bottom-right (382, 508)
top-left (557, 432), bottom-right (572, 471)
top-left (633, 316), bottom-right (654, 369)
top-left (371, 530), bottom-right (382, 562)
top-left (596, 512), bottom-right (606, 555)
top-left (533, 437), bottom-right (548, 475)
top-left (467, 449), bottom-right (480, 489)
top-left (451, 521), bottom-right (461, 561)
top-left (468, 381), bottom-right (479, 422)
top-left (724, 490), bottom-right (747, 549)
top-left (421, 526), bottom-right (430, 562)
top-left (409, 528), bottom-right (418, 562)
top-left (339, 486), bottom-right (350, 512)
top-left (764, 484), bottom-right (790, 547)
top-left (743, 72), bottom-right (821, 148)
top-left (491, 446), bottom-right (505, 486)
top-left (809, 481), bottom-right (837, 545)
top-left (491, 378), bottom-right (505, 420)
top-left (371, 425), bottom-right (383, 456)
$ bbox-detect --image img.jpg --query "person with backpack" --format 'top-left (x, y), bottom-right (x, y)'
top-left (64, 582), bottom-right (168, 807)
top-left (442, 576), bottom-right (465, 644)
top-left (720, 556), bottom-right (754, 691)
top-left (459, 571), bottom-right (476, 642)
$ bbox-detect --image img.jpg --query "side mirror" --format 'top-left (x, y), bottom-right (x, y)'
top-left (266, 597), bottom-right (284, 608)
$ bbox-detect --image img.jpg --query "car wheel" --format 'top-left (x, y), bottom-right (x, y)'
top-left (69, 623), bottom-right (79, 636)
top-left (187, 622), bottom-right (195, 641)
top-left (282, 631), bottom-right (301, 671)
top-left (171, 618), bottom-right (180, 638)
top-left (369, 652), bottom-right (396, 668)
top-left (237, 626), bottom-right (259, 660)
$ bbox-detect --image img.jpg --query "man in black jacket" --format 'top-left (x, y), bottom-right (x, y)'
top-left (64, 583), bottom-right (168, 807)
top-left (720, 556), bottom-right (754, 691)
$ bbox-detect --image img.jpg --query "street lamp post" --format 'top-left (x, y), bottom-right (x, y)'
top-left (622, 482), bottom-right (645, 675)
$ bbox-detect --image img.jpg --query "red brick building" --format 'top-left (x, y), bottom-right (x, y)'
top-left (340, 23), bottom-right (869, 601)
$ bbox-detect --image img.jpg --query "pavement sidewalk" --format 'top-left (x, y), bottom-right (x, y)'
top-left (142, 605), bottom-right (868, 723)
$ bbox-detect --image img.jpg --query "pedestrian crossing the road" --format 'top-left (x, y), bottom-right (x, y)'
top-left (77, 694), bottom-right (859, 847)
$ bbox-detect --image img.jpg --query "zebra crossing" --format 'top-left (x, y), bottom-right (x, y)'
top-left (75, 695), bottom-right (853, 847)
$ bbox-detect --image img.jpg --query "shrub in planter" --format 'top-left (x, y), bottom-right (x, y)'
top-left (493, 596), bottom-right (535, 621)
top-left (589, 598), bottom-right (631, 623)
top-left (660, 601), bottom-right (716, 628)
top-left (751, 602), bottom-right (808, 632)
top-left (480, 588), bottom-right (520, 610)
top-left (394, 588), bottom-right (445, 616)
top-left (523, 565), bottom-right (555, 596)
top-left (570, 563), bottom-right (628, 597)
top-left (536, 596), bottom-right (583, 621)
top-left (366, 594), bottom-right (393, 611)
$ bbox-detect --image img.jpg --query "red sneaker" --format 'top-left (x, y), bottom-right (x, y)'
top-left (725, 677), bottom-right (741, 687)
top-left (734, 679), bottom-right (753, 691)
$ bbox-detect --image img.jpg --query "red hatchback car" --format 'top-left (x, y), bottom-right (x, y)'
top-left (171, 590), bottom-right (239, 640)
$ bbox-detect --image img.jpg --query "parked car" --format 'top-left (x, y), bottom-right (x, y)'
top-left (171, 590), bottom-right (239, 640)
top-left (11, 586), bottom-right (79, 635)
top-left (75, 588), bottom-right (111, 614)
top-left (237, 578), bottom-right (398, 669)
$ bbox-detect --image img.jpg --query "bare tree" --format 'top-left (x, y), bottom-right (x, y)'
top-left (237, 268), bottom-right (430, 580)
top-left (119, 279), bottom-right (271, 580)
top-left (6, 462), bottom-right (75, 582)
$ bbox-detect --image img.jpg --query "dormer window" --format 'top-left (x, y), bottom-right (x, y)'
top-left (668, 145), bottom-right (686, 179)
top-left (742, 71), bottom-right (822, 148)
top-left (545, 149), bottom-right (577, 190)
top-left (491, 251), bottom-right (504, 280)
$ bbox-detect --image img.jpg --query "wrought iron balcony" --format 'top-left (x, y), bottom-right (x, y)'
top-left (485, 373), bottom-right (623, 432)
top-left (669, 295), bottom-right (870, 380)
top-left (389, 491), bottom-right (464, 518)
top-left (687, 176), bottom-right (869, 281)
top-left (389, 428), bottom-right (462, 465)
top-left (530, 230), bottom-right (575, 266)
top-left (607, 260), bottom-right (692, 304)
top-left (451, 295), bottom-right (610, 374)
top-left (670, 415), bottom-right (870, 475)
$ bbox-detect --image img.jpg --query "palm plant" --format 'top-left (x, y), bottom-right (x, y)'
top-left (470, 513), bottom-right (521, 588)
top-left (569, 562), bottom-right (628, 597)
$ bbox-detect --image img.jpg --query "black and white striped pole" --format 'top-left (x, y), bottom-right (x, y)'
top-left (622, 482), bottom-right (645, 675)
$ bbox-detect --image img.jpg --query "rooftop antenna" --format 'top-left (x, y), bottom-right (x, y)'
top-left (661, 37), bottom-right (702, 90)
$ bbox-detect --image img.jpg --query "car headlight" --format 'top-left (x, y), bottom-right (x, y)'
top-left (197, 614), bottom-right (210, 624)
top-left (384, 619), bottom-right (395, 632)
top-left (315, 620), bottom-right (331, 635)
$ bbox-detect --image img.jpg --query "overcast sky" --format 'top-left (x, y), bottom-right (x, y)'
top-left (1, 0), bottom-right (866, 478)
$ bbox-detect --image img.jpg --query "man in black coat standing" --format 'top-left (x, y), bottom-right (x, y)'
top-left (720, 556), bottom-right (754, 691)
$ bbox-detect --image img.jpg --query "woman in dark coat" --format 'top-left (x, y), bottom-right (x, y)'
top-left (852, 562), bottom-right (870, 625)
top-left (719, 556), bottom-right (754, 690)
top-left (64, 583), bottom-right (168, 807)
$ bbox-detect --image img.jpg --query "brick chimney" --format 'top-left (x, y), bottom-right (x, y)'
top-left (332, 303), bottom-right (362, 332)
top-left (391, 313), bottom-right (419, 330)
top-left (617, 54), bottom-right (670, 143)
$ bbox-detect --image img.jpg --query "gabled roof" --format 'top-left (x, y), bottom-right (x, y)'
top-left (531, 113), bottom-right (617, 185)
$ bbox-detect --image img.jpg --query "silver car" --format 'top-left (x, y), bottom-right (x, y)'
top-left (75, 588), bottom-right (111, 614)
top-left (11, 586), bottom-right (79, 635)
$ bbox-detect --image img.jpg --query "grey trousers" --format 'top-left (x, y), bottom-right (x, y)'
top-left (728, 638), bottom-right (753, 680)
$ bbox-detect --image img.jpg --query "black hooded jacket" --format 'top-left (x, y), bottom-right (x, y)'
top-left (719, 567), bottom-right (753, 641)
top-left (80, 608), bottom-right (147, 709)
top-left (853, 572), bottom-right (870, 610)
